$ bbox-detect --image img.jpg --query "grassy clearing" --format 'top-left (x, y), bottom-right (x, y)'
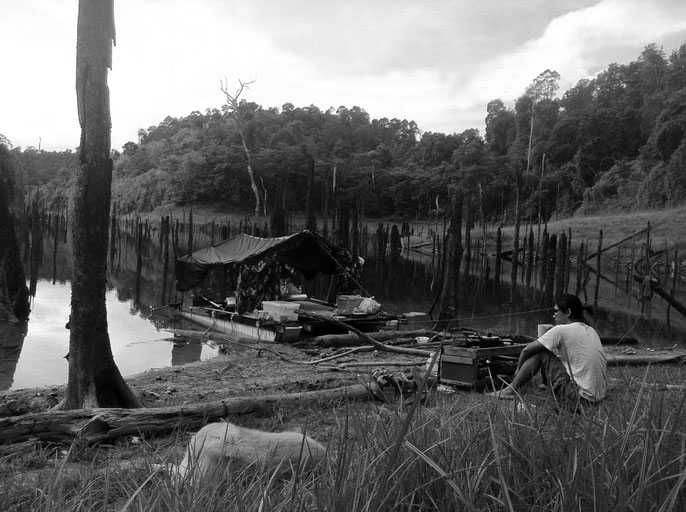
top-left (2, 366), bottom-right (686, 511)
top-left (535, 206), bottom-right (686, 251)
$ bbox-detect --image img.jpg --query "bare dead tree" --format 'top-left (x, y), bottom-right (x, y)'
top-left (59, 0), bottom-right (141, 410)
top-left (220, 79), bottom-right (265, 216)
top-left (0, 144), bottom-right (30, 323)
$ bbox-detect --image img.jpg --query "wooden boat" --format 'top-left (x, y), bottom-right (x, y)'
top-left (174, 230), bottom-right (398, 342)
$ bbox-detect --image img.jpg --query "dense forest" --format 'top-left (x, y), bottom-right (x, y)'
top-left (4, 42), bottom-right (686, 223)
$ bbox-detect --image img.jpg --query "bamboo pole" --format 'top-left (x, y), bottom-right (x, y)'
top-left (594, 230), bottom-right (603, 316)
top-left (544, 234), bottom-right (556, 306)
top-left (575, 241), bottom-right (584, 296)
top-left (525, 228), bottom-right (534, 290)
top-left (539, 228), bottom-right (550, 298)
top-left (494, 226), bottom-right (502, 288)
top-left (555, 232), bottom-right (567, 298)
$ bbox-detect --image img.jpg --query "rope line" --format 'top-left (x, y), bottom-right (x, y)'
top-left (315, 239), bottom-right (373, 297)
top-left (392, 292), bottom-right (637, 326)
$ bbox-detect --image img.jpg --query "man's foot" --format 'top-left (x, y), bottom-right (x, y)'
top-left (516, 402), bottom-right (537, 413)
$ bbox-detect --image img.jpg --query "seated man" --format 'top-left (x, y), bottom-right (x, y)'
top-left (487, 293), bottom-right (607, 411)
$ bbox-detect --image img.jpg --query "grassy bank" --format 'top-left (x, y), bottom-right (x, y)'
top-left (2, 364), bottom-right (686, 511)
top-left (535, 206), bottom-right (686, 251)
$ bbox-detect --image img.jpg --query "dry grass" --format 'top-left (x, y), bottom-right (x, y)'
top-left (2, 365), bottom-right (686, 511)
top-left (504, 206), bottom-right (686, 252)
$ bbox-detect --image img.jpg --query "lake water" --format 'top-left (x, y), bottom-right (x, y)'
top-left (2, 223), bottom-right (685, 391)
top-left (1, 280), bottom-right (217, 390)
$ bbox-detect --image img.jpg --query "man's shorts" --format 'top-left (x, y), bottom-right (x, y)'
top-left (539, 350), bottom-right (594, 412)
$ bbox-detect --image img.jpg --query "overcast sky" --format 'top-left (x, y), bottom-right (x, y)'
top-left (3, 0), bottom-right (686, 152)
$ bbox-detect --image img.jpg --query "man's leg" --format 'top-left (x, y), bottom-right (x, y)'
top-left (538, 352), bottom-right (587, 412)
top-left (487, 351), bottom-right (548, 398)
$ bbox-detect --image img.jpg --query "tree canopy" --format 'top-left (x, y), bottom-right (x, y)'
top-left (11, 40), bottom-right (686, 222)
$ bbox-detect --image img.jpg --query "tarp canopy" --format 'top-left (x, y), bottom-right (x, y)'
top-left (175, 230), bottom-right (357, 292)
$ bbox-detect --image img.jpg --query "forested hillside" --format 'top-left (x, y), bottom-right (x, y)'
top-left (5, 42), bottom-right (686, 222)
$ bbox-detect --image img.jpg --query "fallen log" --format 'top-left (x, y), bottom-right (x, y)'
top-left (0, 384), bottom-right (373, 446)
top-left (308, 329), bottom-right (435, 348)
top-left (641, 383), bottom-right (686, 392)
top-left (632, 273), bottom-right (686, 318)
top-left (607, 353), bottom-right (686, 366)
top-left (600, 336), bottom-right (639, 345)
top-left (163, 328), bottom-right (256, 345)
top-left (331, 361), bottom-right (424, 369)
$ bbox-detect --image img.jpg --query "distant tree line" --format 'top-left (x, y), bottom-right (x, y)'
top-left (7, 41), bottom-right (686, 222)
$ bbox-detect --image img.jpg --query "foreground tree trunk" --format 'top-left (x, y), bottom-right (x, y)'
top-left (62, 0), bottom-right (140, 409)
top-left (0, 145), bottom-right (30, 323)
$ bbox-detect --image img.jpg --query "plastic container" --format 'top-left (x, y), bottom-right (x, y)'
top-left (425, 352), bottom-right (439, 379)
top-left (335, 294), bottom-right (364, 314)
top-left (262, 301), bottom-right (300, 322)
top-left (537, 324), bottom-right (554, 337)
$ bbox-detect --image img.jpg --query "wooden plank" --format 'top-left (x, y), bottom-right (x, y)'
top-left (441, 355), bottom-right (476, 365)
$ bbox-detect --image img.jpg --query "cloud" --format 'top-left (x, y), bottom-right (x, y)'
top-left (2, 0), bottom-right (686, 150)
top-left (451, 0), bottom-right (686, 131)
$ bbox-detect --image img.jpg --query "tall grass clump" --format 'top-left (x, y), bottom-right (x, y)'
top-left (3, 385), bottom-right (686, 511)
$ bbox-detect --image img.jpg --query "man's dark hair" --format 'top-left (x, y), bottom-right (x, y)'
top-left (555, 293), bottom-right (593, 321)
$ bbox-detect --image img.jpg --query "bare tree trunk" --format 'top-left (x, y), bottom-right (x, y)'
top-left (305, 155), bottom-right (316, 231)
top-left (220, 80), bottom-right (262, 216)
top-left (62, 0), bottom-right (141, 410)
top-left (237, 125), bottom-right (262, 216)
top-left (510, 170), bottom-right (522, 303)
top-left (0, 146), bottom-right (30, 323)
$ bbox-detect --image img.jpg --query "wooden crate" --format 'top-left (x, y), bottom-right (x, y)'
top-left (439, 344), bottom-right (526, 389)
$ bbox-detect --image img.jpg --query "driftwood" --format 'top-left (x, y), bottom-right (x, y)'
top-left (632, 274), bottom-right (686, 318)
top-left (642, 383), bottom-right (686, 392)
top-left (0, 384), bottom-right (373, 446)
top-left (327, 361), bottom-right (424, 369)
top-left (165, 327), bottom-right (435, 350)
top-left (309, 329), bottom-right (434, 348)
top-left (607, 353), bottom-right (686, 366)
top-left (166, 327), bottom-right (432, 369)
top-left (164, 328), bottom-right (255, 345)
top-left (600, 337), bottom-right (639, 345)
top-left (295, 310), bottom-right (433, 357)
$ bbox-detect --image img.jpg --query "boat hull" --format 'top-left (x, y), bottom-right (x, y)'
top-left (179, 307), bottom-right (301, 342)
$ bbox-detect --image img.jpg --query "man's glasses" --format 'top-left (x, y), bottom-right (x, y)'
top-left (551, 307), bottom-right (561, 314)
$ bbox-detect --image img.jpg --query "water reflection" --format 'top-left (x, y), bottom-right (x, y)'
top-left (171, 340), bottom-right (204, 366)
top-left (2, 280), bottom-right (218, 390)
top-left (0, 322), bottom-right (27, 390)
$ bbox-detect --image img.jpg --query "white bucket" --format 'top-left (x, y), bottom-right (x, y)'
top-left (537, 324), bottom-right (554, 338)
top-left (425, 352), bottom-right (439, 378)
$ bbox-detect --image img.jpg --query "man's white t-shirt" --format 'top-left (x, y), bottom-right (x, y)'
top-left (538, 322), bottom-right (607, 402)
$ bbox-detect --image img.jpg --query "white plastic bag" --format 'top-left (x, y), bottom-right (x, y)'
top-left (356, 297), bottom-right (381, 315)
